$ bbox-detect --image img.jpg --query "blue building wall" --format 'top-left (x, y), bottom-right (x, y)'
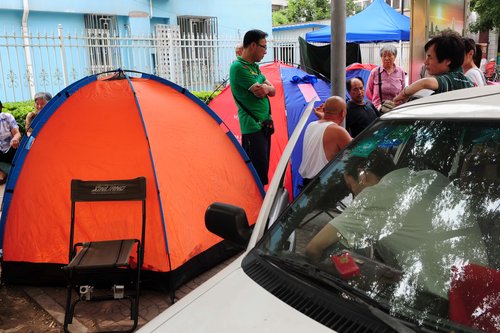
top-left (0, 0), bottom-right (273, 102)
top-left (1, 0), bottom-right (273, 37)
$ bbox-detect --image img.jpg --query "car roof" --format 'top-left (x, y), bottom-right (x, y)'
top-left (383, 85), bottom-right (500, 120)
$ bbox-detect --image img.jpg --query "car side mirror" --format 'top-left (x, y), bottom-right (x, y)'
top-left (205, 202), bottom-right (252, 249)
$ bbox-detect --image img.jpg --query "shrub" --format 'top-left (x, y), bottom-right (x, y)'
top-left (2, 100), bottom-right (33, 135)
top-left (2, 90), bottom-right (222, 135)
top-left (192, 91), bottom-right (221, 104)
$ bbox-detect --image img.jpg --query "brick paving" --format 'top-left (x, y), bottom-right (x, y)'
top-left (0, 182), bottom-right (239, 332)
top-left (23, 255), bottom-right (238, 332)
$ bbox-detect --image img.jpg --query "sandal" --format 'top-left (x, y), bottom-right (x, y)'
top-left (0, 170), bottom-right (7, 185)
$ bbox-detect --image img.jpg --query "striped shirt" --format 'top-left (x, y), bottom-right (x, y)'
top-left (435, 69), bottom-right (474, 94)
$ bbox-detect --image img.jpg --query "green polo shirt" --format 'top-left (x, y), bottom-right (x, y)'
top-left (435, 69), bottom-right (474, 94)
top-left (229, 57), bottom-right (270, 134)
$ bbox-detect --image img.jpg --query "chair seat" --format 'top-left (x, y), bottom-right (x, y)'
top-left (64, 239), bottom-right (137, 270)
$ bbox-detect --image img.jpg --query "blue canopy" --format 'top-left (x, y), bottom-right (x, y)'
top-left (306, 0), bottom-right (410, 43)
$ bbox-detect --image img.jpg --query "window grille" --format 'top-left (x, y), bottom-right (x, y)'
top-left (177, 16), bottom-right (217, 39)
top-left (176, 16), bottom-right (218, 89)
top-left (84, 15), bottom-right (120, 74)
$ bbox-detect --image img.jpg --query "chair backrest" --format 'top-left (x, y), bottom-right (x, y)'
top-left (71, 177), bottom-right (146, 202)
top-left (69, 177), bottom-right (146, 261)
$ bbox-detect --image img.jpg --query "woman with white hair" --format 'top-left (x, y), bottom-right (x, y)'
top-left (26, 91), bottom-right (52, 136)
top-left (366, 45), bottom-right (405, 112)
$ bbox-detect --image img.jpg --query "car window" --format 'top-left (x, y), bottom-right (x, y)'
top-left (257, 119), bottom-right (500, 332)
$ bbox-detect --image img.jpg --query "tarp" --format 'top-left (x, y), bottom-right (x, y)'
top-left (209, 62), bottom-right (332, 198)
top-left (0, 70), bottom-right (263, 288)
top-left (299, 37), bottom-right (362, 80)
top-left (305, 0), bottom-right (410, 43)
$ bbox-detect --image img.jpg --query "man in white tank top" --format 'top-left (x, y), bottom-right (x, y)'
top-left (299, 96), bottom-right (352, 187)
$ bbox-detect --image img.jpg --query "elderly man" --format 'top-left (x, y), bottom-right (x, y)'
top-left (299, 96), bottom-right (352, 187)
top-left (229, 29), bottom-right (275, 186)
top-left (235, 43), bottom-right (243, 57)
top-left (394, 30), bottom-right (473, 105)
top-left (346, 77), bottom-right (380, 138)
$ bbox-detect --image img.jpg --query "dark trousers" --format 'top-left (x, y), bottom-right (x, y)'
top-left (242, 130), bottom-right (271, 186)
top-left (0, 147), bottom-right (16, 164)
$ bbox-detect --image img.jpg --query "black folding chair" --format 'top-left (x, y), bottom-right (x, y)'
top-left (62, 177), bottom-right (146, 333)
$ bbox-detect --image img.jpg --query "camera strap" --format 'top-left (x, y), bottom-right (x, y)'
top-left (378, 68), bottom-right (383, 103)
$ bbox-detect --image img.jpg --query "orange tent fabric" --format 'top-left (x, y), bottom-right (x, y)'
top-left (0, 72), bottom-right (263, 284)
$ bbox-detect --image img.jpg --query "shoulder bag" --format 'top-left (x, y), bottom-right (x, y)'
top-left (234, 95), bottom-right (274, 136)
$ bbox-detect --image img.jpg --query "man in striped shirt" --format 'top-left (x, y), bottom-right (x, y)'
top-left (394, 30), bottom-right (473, 105)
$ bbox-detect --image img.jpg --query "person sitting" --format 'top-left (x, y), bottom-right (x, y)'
top-left (299, 96), bottom-right (352, 187)
top-left (305, 148), bottom-right (488, 301)
top-left (0, 100), bottom-right (22, 184)
top-left (346, 77), bottom-right (380, 138)
top-left (365, 45), bottom-right (406, 111)
top-left (26, 91), bottom-right (52, 136)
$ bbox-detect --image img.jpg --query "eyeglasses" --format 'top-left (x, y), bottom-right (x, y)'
top-left (256, 43), bottom-right (267, 50)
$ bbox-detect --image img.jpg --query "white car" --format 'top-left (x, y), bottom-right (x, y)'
top-left (139, 85), bottom-right (500, 333)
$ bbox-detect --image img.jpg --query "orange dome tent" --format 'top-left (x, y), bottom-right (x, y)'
top-left (0, 70), bottom-right (263, 289)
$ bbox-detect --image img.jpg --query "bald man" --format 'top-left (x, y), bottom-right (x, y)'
top-left (299, 96), bottom-right (352, 187)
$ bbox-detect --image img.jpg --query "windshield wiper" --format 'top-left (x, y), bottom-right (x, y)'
top-left (258, 252), bottom-right (382, 305)
top-left (258, 251), bottom-right (418, 333)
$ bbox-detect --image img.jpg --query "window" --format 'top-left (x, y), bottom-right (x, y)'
top-left (84, 15), bottom-right (119, 74)
top-left (176, 16), bottom-right (218, 89)
top-left (177, 16), bottom-right (217, 39)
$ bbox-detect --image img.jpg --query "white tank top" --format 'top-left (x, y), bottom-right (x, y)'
top-left (299, 121), bottom-right (334, 179)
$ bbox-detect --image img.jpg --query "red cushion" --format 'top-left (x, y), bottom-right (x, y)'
top-left (449, 264), bottom-right (500, 332)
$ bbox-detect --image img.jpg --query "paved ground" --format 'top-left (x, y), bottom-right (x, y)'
top-left (0, 183), bottom-right (238, 332)
top-left (21, 255), bottom-right (235, 332)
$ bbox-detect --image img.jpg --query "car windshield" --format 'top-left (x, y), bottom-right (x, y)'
top-left (256, 119), bottom-right (500, 332)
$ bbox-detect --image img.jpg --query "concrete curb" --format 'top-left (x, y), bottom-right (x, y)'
top-left (24, 286), bottom-right (88, 333)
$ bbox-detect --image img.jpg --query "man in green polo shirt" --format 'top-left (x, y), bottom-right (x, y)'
top-left (230, 29), bottom-right (275, 186)
top-left (394, 30), bottom-right (473, 105)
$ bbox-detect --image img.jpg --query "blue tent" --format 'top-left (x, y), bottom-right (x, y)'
top-left (210, 62), bottom-right (332, 198)
top-left (306, 0), bottom-right (410, 43)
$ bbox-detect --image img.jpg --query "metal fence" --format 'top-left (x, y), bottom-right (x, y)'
top-left (0, 25), bottom-right (409, 102)
top-left (0, 26), bottom-right (302, 102)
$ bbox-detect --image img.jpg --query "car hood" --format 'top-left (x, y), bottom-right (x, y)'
top-left (139, 255), bottom-right (331, 333)
top-left (139, 100), bottom-right (320, 332)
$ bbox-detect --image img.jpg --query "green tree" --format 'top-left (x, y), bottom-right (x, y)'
top-left (469, 0), bottom-right (500, 32)
top-left (286, 0), bottom-right (330, 22)
top-left (346, 0), bottom-right (362, 16)
top-left (281, 0), bottom-right (361, 25)
top-left (273, 10), bottom-right (289, 26)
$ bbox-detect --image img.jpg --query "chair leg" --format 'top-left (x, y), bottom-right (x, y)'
top-left (132, 264), bottom-right (141, 321)
top-left (130, 265), bottom-right (140, 332)
top-left (63, 279), bottom-right (74, 329)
